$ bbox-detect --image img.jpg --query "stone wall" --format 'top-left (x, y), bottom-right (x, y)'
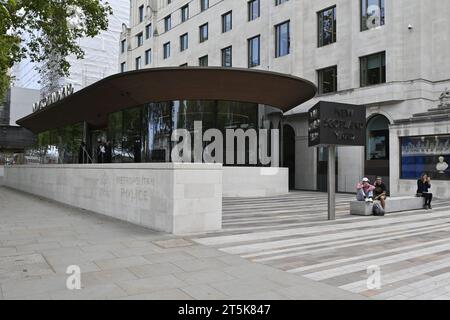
top-left (3, 163), bottom-right (222, 235)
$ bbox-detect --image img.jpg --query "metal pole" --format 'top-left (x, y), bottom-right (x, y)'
top-left (328, 145), bottom-right (336, 221)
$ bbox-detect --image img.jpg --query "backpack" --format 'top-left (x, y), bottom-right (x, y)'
top-left (372, 202), bottom-right (385, 216)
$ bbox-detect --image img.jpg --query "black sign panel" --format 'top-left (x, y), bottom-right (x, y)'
top-left (308, 101), bottom-right (366, 147)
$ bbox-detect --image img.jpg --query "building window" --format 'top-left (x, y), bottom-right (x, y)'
top-left (164, 15), bottom-right (171, 32)
top-left (317, 66), bottom-right (337, 94)
top-left (221, 46), bottom-right (232, 67)
top-left (275, 21), bottom-right (290, 58)
top-left (360, 52), bottom-right (386, 87)
top-left (120, 62), bottom-right (126, 73)
top-left (248, 35), bottom-right (260, 67)
top-left (135, 56), bottom-right (142, 70)
top-left (145, 24), bottom-right (152, 39)
top-left (400, 134), bottom-right (450, 180)
top-left (180, 63), bottom-right (188, 67)
top-left (136, 32), bottom-right (143, 47)
top-left (180, 33), bottom-right (189, 51)
top-left (138, 5), bottom-right (144, 23)
top-left (367, 115), bottom-right (390, 162)
top-left (181, 4), bottom-right (189, 22)
top-left (121, 39), bottom-right (126, 53)
top-left (222, 11), bottom-right (232, 33)
top-left (361, 0), bottom-right (385, 31)
top-left (199, 23), bottom-right (208, 42)
top-left (275, 0), bottom-right (289, 6)
top-left (163, 42), bottom-right (171, 59)
top-left (200, 0), bottom-right (209, 12)
top-left (248, 0), bottom-right (260, 21)
top-left (318, 6), bottom-right (336, 47)
top-left (199, 55), bottom-right (208, 66)
top-left (145, 49), bottom-right (152, 65)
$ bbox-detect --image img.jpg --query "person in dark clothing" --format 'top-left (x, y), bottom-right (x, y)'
top-left (133, 136), bottom-right (141, 163)
top-left (373, 176), bottom-right (387, 209)
top-left (105, 140), bottom-right (112, 163)
top-left (78, 142), bottom-right (88, 164)
top-left (417, 173), bottom-right (433, 209)
top-left (96, 139), bottom-right (106, 164)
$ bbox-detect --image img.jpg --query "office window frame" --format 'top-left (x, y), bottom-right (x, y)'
top-left (360, 51), bottom-right (386, 87)
top-left (317, 66), bottom-right (338, 94)
top-left (222, 11), bottom-right (232, 33)
top-left (164, 15), bottom-right (172, 32)
top-left (248, 0), bottom-right (260, 21)
top-left (121, 39), bottom-right (126, 53)
top-left (136, 32), bottom-right (144, 47)
top-left (275, 0), bottom-right (289, 6)
top-left (318, 6), bottom-right (336, 47)
top-left (199, 55), bottom-right (209, 67)
top-left (120, 62), bottom-right (126, 73)
top-left (180, 33), bottom-right (189, 52)
top-left (247, 35), bottom-right (260, 68)
top-left (181, 4), bottom-right (189, 22)
top-left (145, 23), bottom-right (152, 39)
top-left (221, 46), bottom-right (232, 67)
top-left (135, 56), bottom-right (142, 70)
top-left (275, 20), bottom-right (290, 58)
top-left (361, 0), bottom-right (385, 31)
top-left (199, 23), bottom-right (209, 43)
top-left (145, 49), bottom-right (152, 65)
top-left (163, 42), bottom-right (171, 59)
top-left (200, 0), bottom-right (209, 12)
top-left (138, 5), bottom-right (144, 23)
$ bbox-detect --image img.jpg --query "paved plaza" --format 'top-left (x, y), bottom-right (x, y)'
top-left (195, 192), bottom-right (450, 300)
top-left (1, 186), bottom-right (450, 300)
top-left (0, 186), bottom-right (361, 300)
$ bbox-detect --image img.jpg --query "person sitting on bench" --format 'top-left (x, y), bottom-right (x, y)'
top-left (373, 176), bottom-right (387, 209)
top-left (417, 173), bottom-right (433, 210)
top-left (356, 177), bottom-right (375, 203)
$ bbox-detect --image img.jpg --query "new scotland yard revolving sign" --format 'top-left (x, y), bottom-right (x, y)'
top-left (308, 101), bottom-right (366, 147)
top-left (308, 101), bottom-right (366, 222)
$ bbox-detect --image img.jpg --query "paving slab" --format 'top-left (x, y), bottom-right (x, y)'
top-left (0, 187), bottom-right (370, 300)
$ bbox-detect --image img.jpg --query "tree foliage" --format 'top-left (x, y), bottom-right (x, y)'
top-left (0, 0), bottom-right (112, 100)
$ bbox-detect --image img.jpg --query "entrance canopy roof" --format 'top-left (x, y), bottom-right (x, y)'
top-left (17, 67), bottom-right (317, 133)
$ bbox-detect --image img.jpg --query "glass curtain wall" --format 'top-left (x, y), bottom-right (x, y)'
top-left (107, 100), bottom-right (280, 166)
top-left (27, 123), bottom-right (83, 164)
top-left (26, 102), bottom-right (281, 166)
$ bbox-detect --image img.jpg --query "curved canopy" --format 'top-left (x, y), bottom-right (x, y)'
top-left (17, 67), bottom-right (317, 133)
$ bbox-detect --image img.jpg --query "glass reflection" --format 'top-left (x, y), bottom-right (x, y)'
top-left (27, 101), bottom-right (282, 166)
top-left (28, 123), bottom-right (83, 164)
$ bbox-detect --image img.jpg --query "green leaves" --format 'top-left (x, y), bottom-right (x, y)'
top-left (0, 0), bottom-right (112, 100)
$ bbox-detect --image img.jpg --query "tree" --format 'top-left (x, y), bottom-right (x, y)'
top-left (0, 0), bottom-right (112, 100)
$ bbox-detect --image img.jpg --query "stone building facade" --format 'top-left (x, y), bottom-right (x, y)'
top-left (120, 0), bottom-right (450, 196)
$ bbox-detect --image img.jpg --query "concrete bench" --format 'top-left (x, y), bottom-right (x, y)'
top-left (350, 196), bottom-right (425, 216)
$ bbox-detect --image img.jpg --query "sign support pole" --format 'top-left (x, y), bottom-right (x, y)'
top-left (328, 145), bottom-right (336, 221)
